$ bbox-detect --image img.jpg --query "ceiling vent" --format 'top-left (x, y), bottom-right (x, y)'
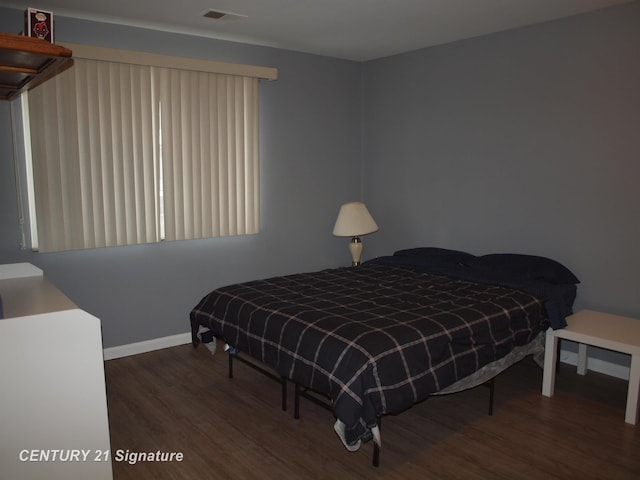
top-left (203, 9), bottom-right (247, 20)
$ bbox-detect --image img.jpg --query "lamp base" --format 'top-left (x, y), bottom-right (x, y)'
top-left (348, 236), bottom-right (363, 267)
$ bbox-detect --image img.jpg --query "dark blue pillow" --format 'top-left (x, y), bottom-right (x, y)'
top-left (393, 247), bottom-right (475, 264)
top-left (468, 254), bottom-right (579, 285)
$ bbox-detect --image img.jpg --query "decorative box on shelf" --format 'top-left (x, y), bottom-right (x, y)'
top-left (25, 7), bottom-right (54, 43)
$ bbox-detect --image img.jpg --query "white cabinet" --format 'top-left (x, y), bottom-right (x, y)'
top-left (0, 263), bottom-right (113, 480)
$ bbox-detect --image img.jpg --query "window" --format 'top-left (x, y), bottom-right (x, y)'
top-left (22, 45), bottom-right (276, 252)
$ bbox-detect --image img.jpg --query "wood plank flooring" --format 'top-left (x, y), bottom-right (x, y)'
top-left (104, 344), bottom-right (640, 479)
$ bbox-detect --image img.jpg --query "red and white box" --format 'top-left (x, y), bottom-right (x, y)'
top-left (25, 8), bottom-right (54, 43)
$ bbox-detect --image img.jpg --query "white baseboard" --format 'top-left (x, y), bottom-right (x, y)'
top-left (560, 349), bottom-right (629, 381)
top-left (103, 332), bottom-right (192, 361)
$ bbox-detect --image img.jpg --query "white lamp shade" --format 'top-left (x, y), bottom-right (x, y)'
top-left (332, 202), bottom-right (378, 237)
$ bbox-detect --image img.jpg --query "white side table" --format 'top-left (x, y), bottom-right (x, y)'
top-left (542, 309), bottom-right (640, 425)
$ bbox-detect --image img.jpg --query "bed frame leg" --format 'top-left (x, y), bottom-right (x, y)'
top-left (294, 383), bottom-right (300, 419)
top-left (487, 378), bottom-right (495, 416)
top-left (372, 416), bottom-right (381, 467)
top-left (228, 352), bottom-right (234, 379)
top-left (281, 377), bottom-right (288, 412)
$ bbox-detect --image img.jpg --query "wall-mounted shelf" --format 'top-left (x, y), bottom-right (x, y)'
top-left (0, 32), bottom-right (73, 101)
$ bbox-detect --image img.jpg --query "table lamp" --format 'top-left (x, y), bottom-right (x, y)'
top-left (332, 202), bottom-right (378, 266)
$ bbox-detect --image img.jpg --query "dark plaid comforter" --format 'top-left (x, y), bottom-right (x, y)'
top-left (190, 264), bottom-right (548, 446)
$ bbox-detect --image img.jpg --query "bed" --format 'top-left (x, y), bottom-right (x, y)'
top-left (190, 247), bottom-right (578, 461)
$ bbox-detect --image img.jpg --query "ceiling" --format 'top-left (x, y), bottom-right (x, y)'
top-left (2, 0), bottom-right (634, 61)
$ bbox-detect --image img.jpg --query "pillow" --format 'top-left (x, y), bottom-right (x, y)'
top-left (392, 247), bottom-right (475, 269)
top-left (468, 254), bottom-right (579, 285)
top-left (394, 247), bottom-right (475, 261)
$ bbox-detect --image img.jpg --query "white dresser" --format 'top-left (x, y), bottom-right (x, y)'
top-left (0, 263), bottom-right (113, 480)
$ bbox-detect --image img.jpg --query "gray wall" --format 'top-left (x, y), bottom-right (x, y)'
top-left (2, 2), bottom-right (639, 355)
top-left (0, 8), bottom-right (363, 347)
top-left (363, 2), bottom-right (640, 325)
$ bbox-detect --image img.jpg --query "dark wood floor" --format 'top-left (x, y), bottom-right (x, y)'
top-left (105, 344), bottom-right (640, 479)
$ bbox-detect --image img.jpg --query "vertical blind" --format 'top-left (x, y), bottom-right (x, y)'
top-left (26, 57), bottom-right (260, 252)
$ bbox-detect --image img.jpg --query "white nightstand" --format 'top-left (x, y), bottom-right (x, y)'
top-left (542, 309), bottom-right (640, 425)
